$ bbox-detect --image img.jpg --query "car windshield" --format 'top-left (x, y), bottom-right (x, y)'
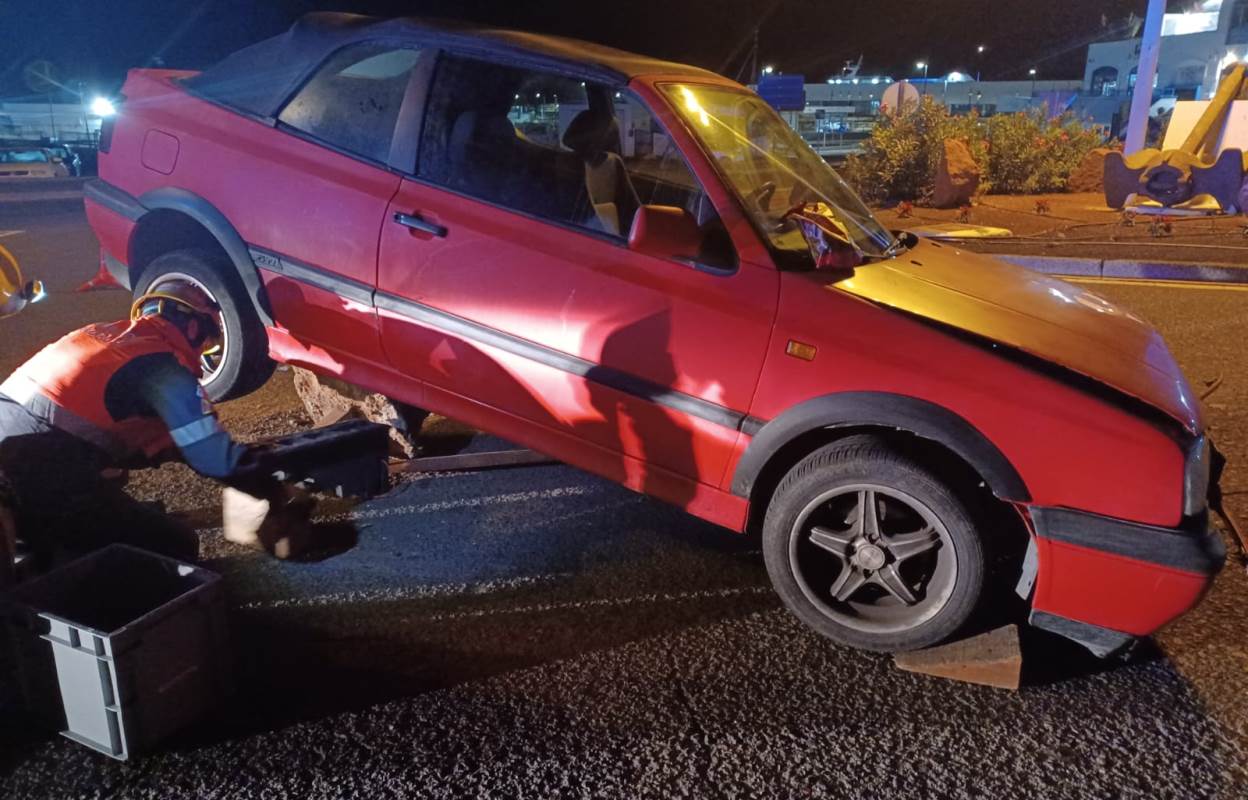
top-left (661, 83), bottom-right (896, 265)
top-left (0, 149), bottom-right (50, 163)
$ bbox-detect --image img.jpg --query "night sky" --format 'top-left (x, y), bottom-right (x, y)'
top-left (1, 0), bottom-right (1148, 98)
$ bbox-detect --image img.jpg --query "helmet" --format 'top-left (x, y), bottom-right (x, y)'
top-left (130, 280), bottom-right (219, 324)
top-left (0, 243), bottom-right (43, 320)
top-left (131, 279), bottom-right (222, 350)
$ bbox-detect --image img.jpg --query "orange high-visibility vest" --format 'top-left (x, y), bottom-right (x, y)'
top-left (0, 316), bottom-right (203, 461)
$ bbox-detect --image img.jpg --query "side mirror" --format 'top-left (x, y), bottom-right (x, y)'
top-left (628, 205), bottom-right (703, 262)
top-left (22, 280), bottom-right (45, 303)
top-left (893, 230), bottom-right (920, 250)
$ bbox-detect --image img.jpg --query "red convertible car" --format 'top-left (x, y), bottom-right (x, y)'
top-left (84, 13), bottom-right (1224, 655)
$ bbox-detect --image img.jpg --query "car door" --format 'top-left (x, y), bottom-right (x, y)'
top-left (227, 43), bottom-right (428, 371)
top-left (376, 53), bottom-right (777, 504)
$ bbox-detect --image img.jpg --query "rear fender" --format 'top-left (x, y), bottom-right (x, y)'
top-left (135, 187), bottom-right (273, 325)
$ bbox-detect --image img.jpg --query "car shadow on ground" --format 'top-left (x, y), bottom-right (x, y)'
top-left (1021, 628), bottom-right (1164, 687)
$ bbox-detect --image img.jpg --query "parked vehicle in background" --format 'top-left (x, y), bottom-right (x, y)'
top-left (0, 147), bottom-right (69, 178)
top-left (83, 13), bottom-right (1225, 659)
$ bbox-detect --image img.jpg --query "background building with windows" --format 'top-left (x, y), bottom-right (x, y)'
top-left (1084, 1), bottom-right (1248, 103)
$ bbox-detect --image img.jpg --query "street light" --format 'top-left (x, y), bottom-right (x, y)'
top-left (762, 65), bottom-right (775, 76)
top-left (1029, 67), bottom-right (1038, 97)
top-left (89, 97), bottom-right (116, 117)
top-left (975, 45), bottom-right (986, 83)
top-left (916, 60), bottom-right (929, 96)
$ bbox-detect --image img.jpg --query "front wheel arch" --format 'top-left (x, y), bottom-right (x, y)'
top-left (735, 393), bottom-right (1030, 514)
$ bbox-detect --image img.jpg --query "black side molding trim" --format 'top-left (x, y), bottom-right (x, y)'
top-left (374, 290), bottom-right (748, 432)
top-left (731, 392), bottom-right (1030, 501)
top-left (137, 187), bottom-right (274, 326)
top-left (248, 245), bottom-right (374, 306)
top-left (83, 179), bottom-right (145, 221)
top-left (1031, 506), bottom-right (1226, 575)
top-left (1028, 610), bottom-right (1135, 658)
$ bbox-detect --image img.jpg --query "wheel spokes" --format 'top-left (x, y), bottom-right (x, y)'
top-left (830, 566), bottom-right (867, 602)
top-left (810, 526), bottom-right (854, 556)
top-left (887, 527), bottom-right (940, 562)
top-left (875, 563), bottom-right (918, 605)
top-left (852, 489), bottom-right (882, 538)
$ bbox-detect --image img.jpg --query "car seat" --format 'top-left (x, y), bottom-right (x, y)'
top-left (563, 109), bottom-right (641, 236)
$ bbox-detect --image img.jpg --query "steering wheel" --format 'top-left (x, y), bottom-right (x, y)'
top-left (747, 180), bottom-right (777, 213)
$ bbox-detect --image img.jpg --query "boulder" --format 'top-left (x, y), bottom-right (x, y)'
top-left (291, 367), bottom-right (427, 458)
top-left (1069, 147), bottom-right (1113, 194)
top-left (932, 139), bottom-right (981, 209)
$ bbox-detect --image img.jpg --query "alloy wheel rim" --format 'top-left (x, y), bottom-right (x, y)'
top-left (788, 483), bottom-right (958, 634)
top-left (149, 272), bottom-right (229, 386)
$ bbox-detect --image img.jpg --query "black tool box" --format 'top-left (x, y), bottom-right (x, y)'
top-left (264, 419), bottom-right (390, 498)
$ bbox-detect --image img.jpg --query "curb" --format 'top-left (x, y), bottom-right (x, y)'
top-left (996, 254), bottom-right (1248, 284)
top-left (0, 195), bottom-right (84, 218)
top-left (0, 177), bottom-right (88, 194)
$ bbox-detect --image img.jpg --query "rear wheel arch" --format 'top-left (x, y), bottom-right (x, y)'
top-left (129, 188), bottom-right (273, 326)
top-left (735, 393), bottom-right (1031, 532)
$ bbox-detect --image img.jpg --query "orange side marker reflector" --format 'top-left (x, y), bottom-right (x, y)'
top-left (786, 340), bottom-right (817, 361)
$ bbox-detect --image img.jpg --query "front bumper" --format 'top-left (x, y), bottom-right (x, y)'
top-left (1027, 506), bottom-right (1225, 657)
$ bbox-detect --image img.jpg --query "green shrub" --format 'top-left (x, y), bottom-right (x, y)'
top-left (985, 109), bottom-right (1106, 194)
top-left (841, 97), bottom-right (1105, 202)
top-left (842, 97), bottom-right (985, 205)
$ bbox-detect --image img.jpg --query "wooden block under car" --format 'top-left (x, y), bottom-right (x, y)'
top-left (893, 625), bottom-right (1022, 690)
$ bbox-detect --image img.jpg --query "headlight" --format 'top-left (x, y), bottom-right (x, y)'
top-left (1183, 435), bottom-right (1211, 516)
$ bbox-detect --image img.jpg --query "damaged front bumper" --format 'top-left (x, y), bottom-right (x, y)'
top-left (1025, 506), bottom-right (1226, 657)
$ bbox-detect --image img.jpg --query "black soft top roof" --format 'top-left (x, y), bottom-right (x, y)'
top-left (183, 13), bottom-right (724, 119)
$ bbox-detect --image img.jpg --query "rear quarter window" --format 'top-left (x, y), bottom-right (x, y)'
top-left (277, 43), bottom-right (422, 164)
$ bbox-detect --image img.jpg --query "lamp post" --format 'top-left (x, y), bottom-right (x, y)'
top-left (916, 61), bottom-right (929, 96)
top-left (1126, 0), bottom-right (1165, 154)
top-left (975, 45), bottom-right (986, 83)
top-left (1029, 67), bottom-right (1038, 99)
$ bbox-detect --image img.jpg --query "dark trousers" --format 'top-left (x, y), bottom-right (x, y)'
top-left (0, 399), bottom-right (199, 567)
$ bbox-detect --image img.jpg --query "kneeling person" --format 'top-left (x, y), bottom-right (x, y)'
top-left (0, 281), bottom-right (272, 564)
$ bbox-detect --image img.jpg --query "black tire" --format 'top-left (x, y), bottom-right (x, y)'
top-left (133, 249), bottom-right (274, 401)
top-left (763, 436), bottom-right (985, 653)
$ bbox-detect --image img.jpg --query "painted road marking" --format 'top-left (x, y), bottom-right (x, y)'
top-left (240, 582), bottom-right (773, 613)
top-left (1068, 277), bottom-right (1248, 291)
top-left (422, 586), bottom-right (775, 622)
top-left (239, 573), bottom-right (573, 610)
top-left (196, 484), bottom-right (602, 535)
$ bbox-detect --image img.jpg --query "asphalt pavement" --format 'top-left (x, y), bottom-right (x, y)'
top-left (2, 207), bottom-right (1248, 799)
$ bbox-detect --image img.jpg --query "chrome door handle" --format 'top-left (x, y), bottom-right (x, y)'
top-left (393, 212), bottom-right (447, 238)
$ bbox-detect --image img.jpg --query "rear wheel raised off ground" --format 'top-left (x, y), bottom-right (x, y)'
top-left (133, 249), bottom-right (274, 402)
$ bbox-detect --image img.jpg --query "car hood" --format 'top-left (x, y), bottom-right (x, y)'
top-left (827, 240), bottom-right (1202, 433)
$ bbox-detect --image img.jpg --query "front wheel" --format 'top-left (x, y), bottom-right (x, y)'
top-left (763, 436), bottom-right (985, 653)
top-left (133, 249), bottom-right (274, 401)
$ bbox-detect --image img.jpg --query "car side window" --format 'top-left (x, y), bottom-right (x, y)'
top-left (616, 93), bottom-right (737, 268)
top-left (418, 54), bottom-right (736, 268)
top-left (278, 43), bottom-right (422, 164)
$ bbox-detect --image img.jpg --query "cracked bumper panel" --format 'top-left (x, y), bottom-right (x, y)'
top-left (1029, 506), bottom-right (1225, 640)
